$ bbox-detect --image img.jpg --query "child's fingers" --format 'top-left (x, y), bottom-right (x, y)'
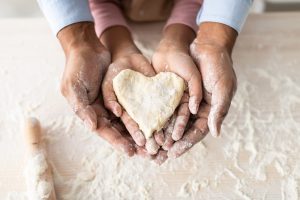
top-left (187, 71), bottom-right (202, 115)
top-left (153, 150), bottom-right (168, 165)
top-left (145, 137), bottom-right (160, 155)
top-left (154, 130), bottom-right (165, 146)
top-left (95, 118), bottom-right (136, 157)
top-left (120, 111), bottom-right (146, 146)
top-left (102, 75), bottom-right (123, 117)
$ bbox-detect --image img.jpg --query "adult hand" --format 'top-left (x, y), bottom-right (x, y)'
top-left (152, 24), bottom-right (202, 147)
top-left (101, 26), bottom-right (163, 154)
top-left (168, 22), bottom-right (238, 158)
top-left (58, 22), bottom-right (135, 156)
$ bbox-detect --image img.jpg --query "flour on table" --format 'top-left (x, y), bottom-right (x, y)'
top-left (24, 151), bottom-right (54, 200)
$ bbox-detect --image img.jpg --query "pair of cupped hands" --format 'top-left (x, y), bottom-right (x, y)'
top-left (58, 22), bottom-right (237, 165)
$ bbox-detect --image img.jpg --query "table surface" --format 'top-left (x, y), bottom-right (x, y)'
top-left (1, 13), bottom-right (300, 200)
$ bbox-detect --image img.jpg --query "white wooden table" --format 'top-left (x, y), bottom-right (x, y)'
top-left (1, 13), bottom-right (300, 199)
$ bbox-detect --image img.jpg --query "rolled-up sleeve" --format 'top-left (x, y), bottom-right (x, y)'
top-left (37, 0), bottom-right (94, 35)
top-left (165, 0), bottom-right (203, 33)
top-left (196, 0), bottom-right (253, 33)
top-left (89, 0), bottom-right (129, 37)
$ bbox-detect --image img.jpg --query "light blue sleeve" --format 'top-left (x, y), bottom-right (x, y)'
top-left (37, 0), bottom-right (94, 35)
top-left (196, 0), bottom-right (253, 33)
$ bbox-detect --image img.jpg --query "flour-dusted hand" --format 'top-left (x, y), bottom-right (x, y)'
top-left (89, 99), bottom-right (136, 156)
top-left (152, 24), bottom-right (202, 143)
top-left (101, 26), bottom-right (163, 152)
top-left (102, 53), bottom-right (156, 147)
top-left (168, 22), bottom-right (238, 158)
top-left (168, 101), bottom-right (210, 158)
top-left (58, 23), bottom-right (135, 156)
top-left (190, 22), bottom-right (237, 138)
top-left (58, 22), bottom-right (110, 130)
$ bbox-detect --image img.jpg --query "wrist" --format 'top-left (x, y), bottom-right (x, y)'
top-left (195, 22), bottom-right (237, 54)
top-left (100, 26), bottom-right (139, 60)
top-left (160, 24), bottom-right (195, 53)
top-left (57, 22), bottom-right (104, 56)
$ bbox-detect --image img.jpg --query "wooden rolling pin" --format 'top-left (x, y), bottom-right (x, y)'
top-left (24, 117), bottom-right (56, 200)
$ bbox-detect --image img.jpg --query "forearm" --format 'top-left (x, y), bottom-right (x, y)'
top-left (164, 23), bottom-right (195, 43)
top-left (162, 24), bottom-right (195, 51)
top-left (195, 22), bottom-right (237, 54)
top-left (57, 22), bottom-right (103, 56)
top-left (100, 26), bottom-right (139, 61)
top-left (196, 0), bottom-right (252, 33)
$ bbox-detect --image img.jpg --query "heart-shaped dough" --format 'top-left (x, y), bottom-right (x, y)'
top-left (113, 69), bottom-right (185, 139)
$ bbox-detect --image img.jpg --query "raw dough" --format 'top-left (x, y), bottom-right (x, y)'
top-left (113, 69), bottom-right (185, 139)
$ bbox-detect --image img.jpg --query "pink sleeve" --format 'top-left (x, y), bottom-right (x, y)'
top-left (165, 0), bottom-right (203, 33)
top-left (89, 0), bottom-right (130, 37)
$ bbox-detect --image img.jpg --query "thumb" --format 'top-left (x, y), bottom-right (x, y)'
top-left (174, 66), bottom-right (202, 114)
top-left (164, 54), bottom-right (202, 114)
top-left (101, 72), bottom-right (123, 117)
top-left (208, 77), bottom-right (236, 137)
top-left (65, 81), bottom-right (98, 130)
top-left (187, 70), bottom-right (202, 114)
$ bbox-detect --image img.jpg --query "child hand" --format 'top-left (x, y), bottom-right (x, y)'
top-left (152, 24), bottom-right (202, 147)
top-left (101, 26), bottom-right (163, 154)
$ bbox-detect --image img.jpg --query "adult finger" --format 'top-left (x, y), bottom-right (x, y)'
top-left (172, 93), bottom-right (190, 141)
top-left (120, 111), bottom-right (146, 146)
top-left (168, 102), bottom-right (210, 158)
top-left (162, 115), bottom-right (176, 150)
top-left (208, 77), bottom-right (236, 137)
top-left (63, 80), bottom-right (98, 130)
top-left (96, 122), bottom-right (136, 157)
top-left (91, 102), bottom-right (135, 157)
top-left (168, 118), bottom-right (208, 159)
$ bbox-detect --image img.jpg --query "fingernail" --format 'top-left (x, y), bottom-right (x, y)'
top-left (209, 119), bottom-right (220, 138)
top-left (135, 131), bottom-right (146, 146)
top-left (189, 96), bottom-right (199, 114)
top-left (172, 128), bottom-right (184, 141)
top-left (155, 130), bottom-right (165, 145)
top-left (113, 105), bottom-right (122, 117)
top-left (208, 115), bottom-right (218, 138)
top-left (172, 135), bottom-right (181, 141)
